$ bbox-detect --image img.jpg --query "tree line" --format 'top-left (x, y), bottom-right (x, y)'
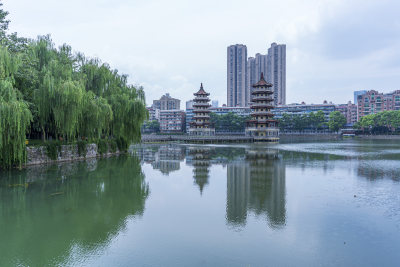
top-left (278, 111), bottom-right (326, 132)
top-left (141, 111), bottom-right (348, 134)
top-left (278, 111), bottom-right (346, 132)
top-left (0, 3), bottom-right (147, 168)
top-left (356, 110), bottom-right (400, 134)
top-left (210, 112), bottom-right (250, 133)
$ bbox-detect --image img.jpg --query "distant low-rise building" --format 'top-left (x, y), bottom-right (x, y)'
top-left (186, 100), bottom-right (194, 109)
top-left (147, 107), bottom-right (160, 121)
top-left (354, 90), bottom-right (367, 105)
top-left (153, 93), bottom-right (181, 110)
top-left (159, 110), bottom-right (186, 133)
top-left (357, 90), bottom-right (400, 120)
top-left (210, 106), bottom-right (251, 117)
top-left (273, 103), bottom-right (336, 121)
top-left (336, 102), bottom-right (357, 125)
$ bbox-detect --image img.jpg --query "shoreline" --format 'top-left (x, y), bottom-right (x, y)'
top-left (15, 134), bottom-right (400, 168)
top-left (24, 143), bottom-right (122, 167)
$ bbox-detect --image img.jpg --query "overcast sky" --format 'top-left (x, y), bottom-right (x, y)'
top-left (4, 0), bottom-right (400, 106)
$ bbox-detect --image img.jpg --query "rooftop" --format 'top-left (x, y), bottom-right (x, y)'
top-left (253, 72), bottom-right (273, 88)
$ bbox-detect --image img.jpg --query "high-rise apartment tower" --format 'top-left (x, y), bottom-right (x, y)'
top-left (227, 44), bottom-right (247, 107)
top-left (246, 57), bottom-right (256, 107)
top-left (246, 54), bottom-right (268, 107)
top-left (267, 43), bottom-right (286, 105)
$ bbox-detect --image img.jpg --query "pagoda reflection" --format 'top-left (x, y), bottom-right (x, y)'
top-left (226, 148), bottom-right (286, 228)
top-left (187, 146), bottom-right (214, 194)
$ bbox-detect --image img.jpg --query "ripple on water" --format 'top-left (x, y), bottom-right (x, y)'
top-left (277, 142), bottom-right (400, 159)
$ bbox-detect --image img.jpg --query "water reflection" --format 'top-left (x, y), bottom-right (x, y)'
top-left (135, 144), bottom-right (287, 227)
top-left (227, 148), bottom-right (286, 228)
top-left (0, 156), bottom-right (149, 267)
top-left (135, 144), bottom-right (185, 175)
top-left (357, 160), bottom-right (400, 181)
top-left (187, 147), bottom-right (214, 194)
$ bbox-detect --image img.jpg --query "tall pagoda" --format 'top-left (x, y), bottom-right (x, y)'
top-left (188, 83), bottom-right (215, 136)
top-left (246, 73), bottom-right (279, 142)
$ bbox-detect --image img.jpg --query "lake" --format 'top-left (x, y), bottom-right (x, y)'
top-left (1, 139), bottom-right (400, 266)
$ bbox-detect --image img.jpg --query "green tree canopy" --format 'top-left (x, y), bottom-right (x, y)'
top-left (0, 47), bottom-right (32, 168)
top-left (0, 4), bottom-right (148, 168)
top-left (210, 112), bottom-right (250, 132)
top-left (357, 111), bottom-right (400, 134)
top-left (328, 111), bottom-right (346, 132)
top-left (278, 111), bottom-right (327, 132)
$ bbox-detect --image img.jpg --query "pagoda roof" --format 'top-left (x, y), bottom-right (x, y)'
top-left (194, 83), bottom-right (210, 96)
top-left (253, 72), bottom-right (273, 88)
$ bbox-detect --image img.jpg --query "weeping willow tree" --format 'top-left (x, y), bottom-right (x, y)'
top-left (79, 56), bottom-right (148, 148)
top-left (0, 47), bottom-right (32, 169)
top-left (52, 80), bottom-right (85, 140)
top-left (109, 88), bottom-right (148, 148)
top-left (0, 2), bottom-right (149, 168)
top-left (79, 91), bottom-right (113, 140)
top-left (30, 38), bottom-right (148, 144)
top-left (33, 38), bottom-right (86, 141)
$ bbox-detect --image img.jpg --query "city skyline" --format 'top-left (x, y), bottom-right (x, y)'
top-left (4, 0), bottom-right (400, 106)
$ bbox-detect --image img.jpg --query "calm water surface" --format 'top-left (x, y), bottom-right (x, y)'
top-left (1, 140), bottom-right (400, 266)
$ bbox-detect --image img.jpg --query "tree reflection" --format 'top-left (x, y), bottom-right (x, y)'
top-left (226, 148), bottom-right (286, 229)
top-left (0, 155), bottom-right (149, 267)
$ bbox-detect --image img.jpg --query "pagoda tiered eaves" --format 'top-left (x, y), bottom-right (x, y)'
top-left (245, 73), bottom-right (280, 142)
top-left (188, 83), bottom-right (215, 136)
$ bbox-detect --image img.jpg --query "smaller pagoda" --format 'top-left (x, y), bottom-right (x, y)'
top-left (188, 83), bottom-right (215, 136)
top-left (246, 73), bottom-right (279, 142)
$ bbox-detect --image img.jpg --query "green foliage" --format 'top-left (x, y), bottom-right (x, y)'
top-left (0, 5), bottom-right (148, 168)
top-left (142, 120), bottom-right (160, 133)
top-left (278, 111), bottom-right (327, 132)
top-left (109, 139), bottom-right (117, 153)
top-left (116, 137), bottom-right (128, 152)
top-left (77, 140), bottom-right (87, 157)
top-left (0, 47), bottom-right (32, 169)
top-left (45, 141), bottom-right (61, 160)
top-left (0, 2), bottom-right (9, 40)
top-left (97, 139), bottom-right (108, 155)
top-left (80, 91), bottom-right (112, 139)
top-left (210, 112), bottom-right (250, 132)
top-left (358, 111), bottom-right (400, 134)
top-left (29, 37), bottom-right (147, 144)
top-left (328, 111), bottom-right (347, 132)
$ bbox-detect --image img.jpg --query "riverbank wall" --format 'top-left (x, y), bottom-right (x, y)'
top-left (26, 143), bottom-right (120, 166)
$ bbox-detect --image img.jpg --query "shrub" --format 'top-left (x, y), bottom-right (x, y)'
top-left (116, 137), bottom-right (128, 152)
top-left (97, 139), bottom-right (108, 155)
top-left (109, 139), bottom-right (117, 153)
top-left (45, 141), bottom-right (61, 160)
top-left (77, 140), bottom-right (87, 157)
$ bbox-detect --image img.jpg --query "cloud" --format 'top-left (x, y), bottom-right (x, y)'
top-left (3, 0), bottom-right (399, 106)
top-left (287, 0), bottom-right (400, 104)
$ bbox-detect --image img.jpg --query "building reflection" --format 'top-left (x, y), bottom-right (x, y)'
top-left (134, 144), bottom-right (185, 175)
top-left (187, 146), bottom-right (214, 194)
top-left (226, 148), bottom-right (286, 228)
top-left (357, 161), bottom-right (400, 181)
